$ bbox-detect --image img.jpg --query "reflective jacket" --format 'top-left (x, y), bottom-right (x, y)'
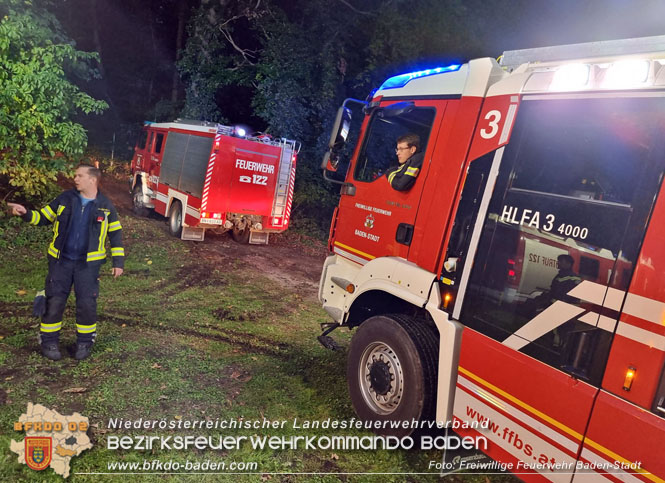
top-left (22, 189), bottom-right (125, 268)
top-left (550, 269), bottom-right (582, 303)
top-left (387, 152), bottom-right (424, 191)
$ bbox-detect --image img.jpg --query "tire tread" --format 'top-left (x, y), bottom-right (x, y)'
top-left (388, 314), bottom-right (439, 420)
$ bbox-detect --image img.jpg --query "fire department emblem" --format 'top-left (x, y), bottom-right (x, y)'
top-left (364, 214), bottom-right (375, 229)
top-left (25, 437), bottom-right (52, 471)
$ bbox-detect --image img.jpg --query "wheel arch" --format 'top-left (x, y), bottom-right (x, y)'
top-left (166, 191), bottom-right (188, 218)
top-left (346, 288), bottom-right (431, 328)
top-left (130, 173), bottom-right (139, 191)
top-left (328, 256), bottom-right (438, 326)
top-left (131, 171), bottom-right (149, 191)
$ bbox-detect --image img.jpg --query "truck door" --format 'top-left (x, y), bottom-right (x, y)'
top-left (133, 128), bottom-right (150, 172)
top-left (331, 101), bottom-right (444, 264)
top-left (148, 130), bottom-right (165, 176)
top-left (448, 93), bottom-right (665, 479)
top-left (578, 178), bottom-right (665, 480)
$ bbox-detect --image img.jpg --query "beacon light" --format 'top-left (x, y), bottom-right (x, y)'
top-left (379, 64), bottom-right (462, 90)
top-left (550, 63), bottom-right (590, 91)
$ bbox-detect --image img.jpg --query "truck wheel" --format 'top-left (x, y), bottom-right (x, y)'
top-left (231, 226), bottom-right (250, 244)
top-left (347, 314), bottom-right (439, 437)
top-left (132, 184), bottom-right (150, 217)
top-left (168, 201), bottom-right (183, 238)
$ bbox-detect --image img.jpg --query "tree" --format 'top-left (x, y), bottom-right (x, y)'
top-left (0, 0), bottom-right (107, 199)
top-left (176, 0), bottom-right (521, 234)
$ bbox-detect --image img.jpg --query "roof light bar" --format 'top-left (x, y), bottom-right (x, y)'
top-left (379, 64), bottom-right (462, 90)
top-left (550, 63), bottom-right (590, 91)
top-left (602, 60), bottom-right (650, 88)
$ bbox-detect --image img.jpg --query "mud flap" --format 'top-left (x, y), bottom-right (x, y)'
top-left (181, 226), bottom-right (206, 241)
top-left (249, 231), bottom-right (269, 245)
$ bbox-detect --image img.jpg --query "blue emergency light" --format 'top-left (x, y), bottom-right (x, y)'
top-left (379, 64), bottom-right (462, 90)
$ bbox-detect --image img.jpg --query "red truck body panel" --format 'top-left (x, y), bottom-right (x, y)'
top-left (130, 121), bottom-right (297, 241)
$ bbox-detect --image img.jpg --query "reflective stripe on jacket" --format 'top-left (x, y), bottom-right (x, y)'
top-left (22, 189), bottom-right (125, 268)
top-left (387, 152), bottom-right (424, 191)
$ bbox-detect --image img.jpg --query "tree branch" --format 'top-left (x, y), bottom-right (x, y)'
top-left (219, 26), bottom-right (258, 64)
top-left (336, 0), bottom-right (375, 16)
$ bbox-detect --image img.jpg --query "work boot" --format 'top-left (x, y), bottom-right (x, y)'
top-left (41, 342), bottom-right (62, 361)
top-left (74, 341), bottom-right (94, 360)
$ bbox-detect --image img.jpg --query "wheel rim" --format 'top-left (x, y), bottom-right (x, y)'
top-left (358, 341), bottom-right (404, 415)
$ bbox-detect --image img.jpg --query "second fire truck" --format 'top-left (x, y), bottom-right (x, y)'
top-left (130, 120), bottom-right (298, 244)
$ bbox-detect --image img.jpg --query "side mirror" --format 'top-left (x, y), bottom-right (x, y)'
top-left (328, 107), bottom-right (352, 149)
top-left (321, 151), bottom-right (339, 172)
top-left (322, 98), bottom-right (366, 187)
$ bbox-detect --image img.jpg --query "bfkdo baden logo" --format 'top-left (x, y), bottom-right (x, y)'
top-left (25, 436), bottom-right (52, 471)
top-left (10, 403), bottom-right (93, 478)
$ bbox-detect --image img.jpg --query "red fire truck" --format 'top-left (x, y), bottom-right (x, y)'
top-left (319, 36), bottom-right (665, 481)
top-left (130, 120), bottom-right (298, 244)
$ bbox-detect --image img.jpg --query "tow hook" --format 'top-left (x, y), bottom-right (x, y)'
top-left (317, 322), bottom-right (341, 351)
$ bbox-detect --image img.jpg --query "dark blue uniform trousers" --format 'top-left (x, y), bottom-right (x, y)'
top-left (40, 258), bottom-right (102, 343)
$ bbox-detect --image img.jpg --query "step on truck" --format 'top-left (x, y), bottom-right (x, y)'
top-left (130, 120), bottom-right (298, 244)
top-left (319, 36), bottom-right (665, 481)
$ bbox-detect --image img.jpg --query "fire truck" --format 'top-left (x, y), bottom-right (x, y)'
top-left (319, 36), bottom-right (665, 481)
top-left (130, 120), bottom-right (298, 244)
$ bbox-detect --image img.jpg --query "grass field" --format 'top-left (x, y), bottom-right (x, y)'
top-left (0, 206), bottom-right (495, 482)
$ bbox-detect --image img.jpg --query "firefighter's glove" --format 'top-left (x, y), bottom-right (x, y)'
top-left (32, 290), bottom-right (46, 318)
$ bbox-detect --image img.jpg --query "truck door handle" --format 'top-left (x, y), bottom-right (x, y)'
top-left (396, 223), bottom-right (413, 245)
top-left (657, 397), bottom-right (665, 414)
top-left (340, 183), bottom-right (355, 196)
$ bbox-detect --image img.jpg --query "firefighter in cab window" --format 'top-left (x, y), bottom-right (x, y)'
top-left (6, 164), bottom-right (124, 362)
top-left (387, 133), bottom-right (423, 191)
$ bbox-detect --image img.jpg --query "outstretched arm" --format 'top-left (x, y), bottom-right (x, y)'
top-left (7, 198), bottom-right (61, 226)
top-left (7, 202), bottom-right (27, 216)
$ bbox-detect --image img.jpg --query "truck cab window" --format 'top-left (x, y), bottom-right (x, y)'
top-left (354, 108), bottom-right (435, 183)
top-left (460, 96), bottom-right (665, 385)
top-left (154, 133), bottom-right (164, 154)
top-left (137, 130), bottom-right (148, 150)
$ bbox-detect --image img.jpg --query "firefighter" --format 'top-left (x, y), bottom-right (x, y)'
top-left (550, 254), bottom-right (582, 303)
top-left (550, 254), bottom-right (582, 348)
top-left (7, 164), bottom-right (124, 361)
top-left (387, 133), bottom-right (424, 191)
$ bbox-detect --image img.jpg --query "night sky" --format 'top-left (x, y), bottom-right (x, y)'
top-left (51, 0), bottom-right (665, 155)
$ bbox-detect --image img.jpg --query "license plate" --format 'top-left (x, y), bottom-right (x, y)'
top-left (200, 218), bottom-right (223, 225)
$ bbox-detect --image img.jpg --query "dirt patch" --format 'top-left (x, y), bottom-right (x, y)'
top-left (0, 300), bottom-right (32, 314)
top-left (194, 232), bottom-right (324, 295)
top-left (100, 175), bottom-right (133, 216)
